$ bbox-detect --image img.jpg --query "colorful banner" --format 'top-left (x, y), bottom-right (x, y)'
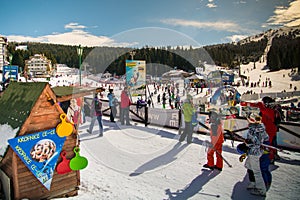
top-left (2, 65), bottom-right (19, 82)
top-left (8, 128), bottom-right (66, 190)
top-left (125, 60), bottom-right (146, 96)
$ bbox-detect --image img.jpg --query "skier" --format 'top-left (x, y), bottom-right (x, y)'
top-left (203, 110), bottom-right (224, 171)
top-left (179, 94), bottom-right (195, 144)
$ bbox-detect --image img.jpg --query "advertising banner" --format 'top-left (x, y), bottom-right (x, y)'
top-left (2, 65), bottom-right (18, 82)
top-left (8, 128), bottom-right (66, 190)
top-left (125, 60), bottom-right (146, 96)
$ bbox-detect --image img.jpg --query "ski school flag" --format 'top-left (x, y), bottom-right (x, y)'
top-left (8, 128), bottom-right (66, 190)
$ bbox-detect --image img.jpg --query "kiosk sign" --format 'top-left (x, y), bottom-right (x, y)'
top-left (8, 128), bottom-right (66, 190)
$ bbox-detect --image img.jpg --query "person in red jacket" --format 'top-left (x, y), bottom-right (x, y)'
top-left (240, 96), bottom-right (279, 163)
top-left (203, 111), bottom-right (224, 171)
top-left (120, 87), bottom-right (132, 125)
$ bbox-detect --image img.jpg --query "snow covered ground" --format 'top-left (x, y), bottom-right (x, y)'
top-left (1, 61), bottom-right (300, 199)
top-left (54, 62), bottom-right (300, 200)
top-left (54, 116), bottom-right (300, 200)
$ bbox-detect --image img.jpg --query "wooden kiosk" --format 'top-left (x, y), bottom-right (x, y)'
top-left (0, 82), bottom-right (88, 200)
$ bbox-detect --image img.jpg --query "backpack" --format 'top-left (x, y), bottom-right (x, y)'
top-left (72, 109), bottom-right (80, 124)
top-left (94, 99), bottom-right (102, 112)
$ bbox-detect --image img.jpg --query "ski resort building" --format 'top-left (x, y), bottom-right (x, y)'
top-left (0, 36), bottom-right (8, 71)
top-left (25, 54), bottom-right (53, 77)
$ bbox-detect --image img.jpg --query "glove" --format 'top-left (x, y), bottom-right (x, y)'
top-left (240, 101), bottom-right (246, 106)
top-left (245, 139), bottom-right (252, 144)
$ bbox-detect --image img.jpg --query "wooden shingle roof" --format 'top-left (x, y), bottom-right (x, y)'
top-left (0, 82), bottom-right (48, 129)
top-left (52, 86), bottom-right (96, 102)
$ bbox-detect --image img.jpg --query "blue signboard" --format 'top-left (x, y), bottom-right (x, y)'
top-left (2, 65), bottom-right (18, 82)
top-left (8, 128), bottom-right (66, 190)
top-left (222, 72), bottom-right (234, 83)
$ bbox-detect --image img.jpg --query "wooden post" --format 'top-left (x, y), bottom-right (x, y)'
top-left (12, 152), bottom-right (20, 200)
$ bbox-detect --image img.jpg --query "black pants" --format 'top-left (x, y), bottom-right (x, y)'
top-left (110, 106), bottom-right (117, 122)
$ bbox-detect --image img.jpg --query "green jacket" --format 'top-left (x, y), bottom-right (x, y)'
top-left (183, 101), bottom-right (195, 122)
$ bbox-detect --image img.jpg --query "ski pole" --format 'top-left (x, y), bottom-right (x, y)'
top-left (228, 131), bottom-right (290, 155)
top-left (261, 143), bottom-right (290, 155)
top-left (204, 140), bottom-right (233, 168)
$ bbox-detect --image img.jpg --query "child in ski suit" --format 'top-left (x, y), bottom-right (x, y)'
top-left (244, 115), bottom-right (269, 197)
top-left (203, 111), bottom-right (224, 171)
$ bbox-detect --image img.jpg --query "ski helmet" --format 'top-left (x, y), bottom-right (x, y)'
top-left (262, 96), bottom-right (275, 104)
top-left (237, 143), bottom-right (249, 154)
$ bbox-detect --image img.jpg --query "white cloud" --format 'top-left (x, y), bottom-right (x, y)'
top-left (267, 0), bottom-right (300, 27)
top-left (206, 3), bottom-right (217, 8)
top-left (5, 23), bottom-right (135, 47)
top-left (206, 0), bottom-right (217, 8)
top-left (160, 18), bottom-right (241, 32)
top-left (225, 34), bottom-right (248, 43)
top-left (7, 30), bottom-right (113, 47)
top-left (65, 22), bottom-right (86, 30)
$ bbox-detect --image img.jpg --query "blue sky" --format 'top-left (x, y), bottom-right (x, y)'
top-left (1, 0), bottom-right (299, 47)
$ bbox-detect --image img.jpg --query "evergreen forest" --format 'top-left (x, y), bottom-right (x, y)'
top-left (6, 33), bottom-right (300, 76)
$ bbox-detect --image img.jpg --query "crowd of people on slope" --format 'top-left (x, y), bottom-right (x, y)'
top-left (178, 93), bottom-right (278, 197)
top-left (62, 81), bottom-right (284, 197)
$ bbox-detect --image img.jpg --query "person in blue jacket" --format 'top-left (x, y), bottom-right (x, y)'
top-left (107, 89), bottom-right (118, 122)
